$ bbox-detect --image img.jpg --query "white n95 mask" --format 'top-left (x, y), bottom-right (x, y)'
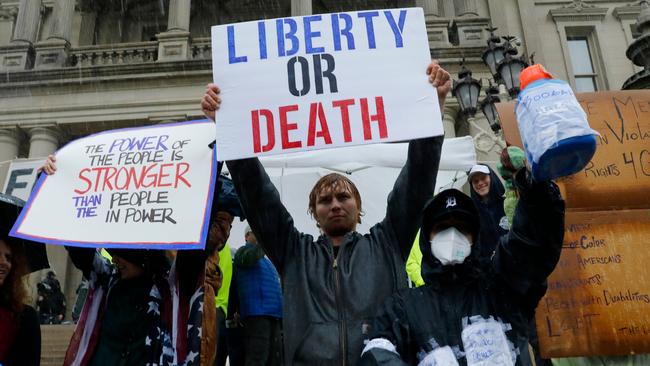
top-left (430, 227), bottom-right (472, 265)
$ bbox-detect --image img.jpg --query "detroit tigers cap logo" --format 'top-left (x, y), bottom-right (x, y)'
top-left (446, 196), bottom-right (457, 208)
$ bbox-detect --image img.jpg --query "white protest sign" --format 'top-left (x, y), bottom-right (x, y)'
top-left (11, 120), bottom-right (218, 249)
top-left (211, 7), bottom-right (442, 161)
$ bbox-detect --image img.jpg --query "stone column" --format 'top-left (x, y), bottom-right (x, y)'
top-left (416, 0), bottom-right (450, 48)
top-left (0, 0), bottom-right (42, 71)
top-left (28, 127), bottom-right (60, 158)
top-left (168, 0), bottom-right (191, 31)
top-left (291, 0), bottom-right (312, 16)
top-left (454, 0), bottom-right (478, 17)
top-left (157, 0), bottom-right (192, 61)
top-left (417, 0), bottom-right (440, 16)
top-left (0, 128), bottom-right (21, 162)
top-left (454, 0), bottom-right (488, 47)
top-left (12, 0), bottom-right (42, 44)
top-left (442, 105), bottom-right (458, 138)
top-left (34, 0), bottom-right (75, 69)
top-left (27, 125), bottom-right (80, 320)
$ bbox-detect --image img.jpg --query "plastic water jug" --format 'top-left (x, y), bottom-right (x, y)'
top-left (515, 64), bottom-right (599, 181)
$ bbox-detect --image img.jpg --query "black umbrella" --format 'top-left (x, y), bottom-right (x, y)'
top-left (0, 193), bottom-right (50, 272)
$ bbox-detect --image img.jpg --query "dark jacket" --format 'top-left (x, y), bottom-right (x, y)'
top-left (360, 170), bottom-right (565, 366)
top-left (226, 135), bottom-right (443, 365)
top-left (470, 165), bottom-right (509, 259)
top-left (2, 305), bottom-right (40, 366)
top-left (230, 242), bottom-right (283, 320)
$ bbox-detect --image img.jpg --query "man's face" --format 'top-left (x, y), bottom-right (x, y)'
top-left (245, 231), bottom-right (258, 245)
top-left (470, 173), bottom-right (491, 198)
top-left (208, 211), bottom-right (234, 251)
top-left (0, 240), bottom-right (13, 287)
top-left (112, 255), bottom-right (145, 280)
top-left (315, 184), bottom-right (360, 238)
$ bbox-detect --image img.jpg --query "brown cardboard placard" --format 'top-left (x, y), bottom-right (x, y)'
top-left (496, 90), bottom-right (650, 357)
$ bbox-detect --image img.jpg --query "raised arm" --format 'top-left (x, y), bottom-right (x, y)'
top-left (203, 83), bottom-right (302, 274)
top-left (226, 158), bottom-right (301, 274)
top-left (376, 62), bottom-right (449, 260)
top-left (492, 169), bottom-right (566, 302)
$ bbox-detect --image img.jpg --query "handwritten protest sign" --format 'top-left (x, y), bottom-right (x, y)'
top-left (10, 120), bottom-right (218, 250)
top-left (496, 90), bottom-right (650, 357)
top-left (211, 7), bottom-right (442, 161)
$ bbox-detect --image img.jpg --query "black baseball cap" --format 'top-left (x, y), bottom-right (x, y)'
top-left (421, 189), bottom-right (480, 240)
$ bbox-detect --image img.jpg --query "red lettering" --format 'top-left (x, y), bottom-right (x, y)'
top-left (102, 167), bottom-right (117, 191)
top-left (175, 162), bottom-right (191, 188)
top-left (361, 96), bottom-right (387, 140)
top-left (74, 168), bottom-right (92, 195)
top-left (251, 109), bottom-right (275, 153)
top-left (332, 99), bottom-right (355, 142)
top-left (279, 104), bottom-right (302, 150)
top-left (307, 102), bottom-right (332, 146)
top-left (157, 163), bottom-right (173, 187)
top-left (139, 164), bottom-right (159, 189)
top-left (93, 167), bottom-right (105, 192)
top-left (114, 167), bottom-right (130, 191)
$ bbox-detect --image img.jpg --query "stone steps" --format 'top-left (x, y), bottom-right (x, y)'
top-left (40, 324), bottom-right (75, 366)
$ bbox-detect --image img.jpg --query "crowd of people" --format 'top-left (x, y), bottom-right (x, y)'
top-left (0, 61), bottom-right (570, 366)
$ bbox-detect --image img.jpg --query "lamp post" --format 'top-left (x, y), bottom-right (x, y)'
top-left (481, 26), bottom-right (506, 80)
top-left (452, 62), bottom-right (482, 117)
top-left (495, 36), bottom-right (529, 98)
top-left (478, 81), bottom-right (501, 133)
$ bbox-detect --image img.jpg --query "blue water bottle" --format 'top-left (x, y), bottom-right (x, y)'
top-left (515, 64), bottom-right (599, 181)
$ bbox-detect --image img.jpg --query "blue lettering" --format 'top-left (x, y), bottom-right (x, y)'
top-left (227, 25), bottom-right (247, 64)
top-left (358, 11), bottom-right (379, 49)
top-left (304, 15), bottom-right (325, 54)
top-left (331, 13), bottom-right (355, 51)
top-left (384, 10), bottom-right (407, 48)
top-left (277, 18), bottom-right (299, 57)
top-left (258, 21), bottom-right (268, 59)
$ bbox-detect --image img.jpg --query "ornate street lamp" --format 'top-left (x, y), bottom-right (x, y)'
top-left (452, 62), bottom-right (482, 117)
top-left (496, 51), bottom-right (528, 98)
top-left (478, 81), bottom-right (502, 133)
top-left (481, 26), bottom-right (506, 79)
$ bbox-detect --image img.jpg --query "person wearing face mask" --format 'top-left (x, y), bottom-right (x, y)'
top-left (359, 169), bottom-right (565, 366)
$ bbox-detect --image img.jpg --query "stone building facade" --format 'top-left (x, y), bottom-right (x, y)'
top-left (0, 0), bottom-right (642, 318)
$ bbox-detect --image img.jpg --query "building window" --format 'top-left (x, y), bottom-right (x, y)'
top-left (566, 36), bottom-right (598, 92)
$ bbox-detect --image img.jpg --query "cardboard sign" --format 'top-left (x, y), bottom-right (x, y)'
top-left (496, 90), bottom-right (650, 357)
top-left (2, 159), bottom-right (45, 201)
top-left (496, 90), bottom-right (650, 211)
top-left (211, 7), bottom-right (442, 161)
top-left (11, 120), bottom-right (218, 249)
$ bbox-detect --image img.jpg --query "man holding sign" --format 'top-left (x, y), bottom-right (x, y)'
top-left (204, 43), bottom-right (450, 366)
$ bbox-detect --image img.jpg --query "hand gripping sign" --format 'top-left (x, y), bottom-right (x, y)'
top-left (211, 7), bottom-right (443, 161)
top-left (10, 120), bottom-right (218, 250)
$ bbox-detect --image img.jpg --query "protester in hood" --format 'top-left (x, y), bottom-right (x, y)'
top-left (202, 60), bottom-right (451, 365)
top-left (360, 169), bottom-right (565, 366)
top-left (42, 157), bottom-right (245, 366)
top-left (467, 164), bottom-right (509, 259)
top-left (37, 270), bottom-right (67, 324)
top-left (0, 237), bottom-right (41, 366)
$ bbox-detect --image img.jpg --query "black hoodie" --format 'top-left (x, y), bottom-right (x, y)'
top-left (360, 170), bottom-right (565, 366)
top-left (469, 165), bottom-right (509, 260)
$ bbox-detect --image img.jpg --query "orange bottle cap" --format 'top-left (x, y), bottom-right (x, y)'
top-left (519, 64), bottom-right (553, 90)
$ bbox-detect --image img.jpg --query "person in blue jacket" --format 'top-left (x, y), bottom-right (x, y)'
top-left (229, 225), bottom-right (283, 366)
